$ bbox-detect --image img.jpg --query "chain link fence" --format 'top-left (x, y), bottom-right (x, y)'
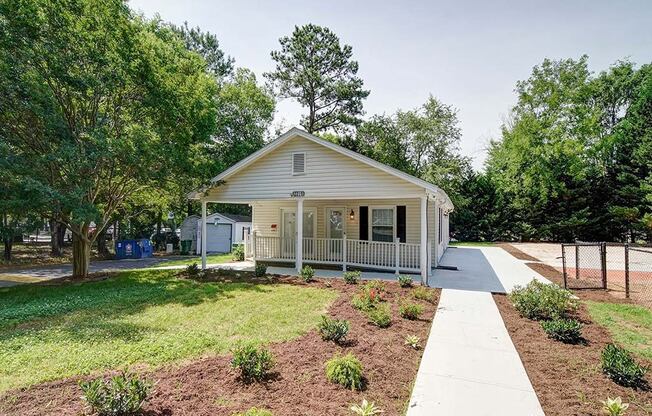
top-left (561, 242), bottom-right (652, 308)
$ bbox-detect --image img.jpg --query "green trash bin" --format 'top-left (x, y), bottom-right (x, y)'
top-left (180, 240), bottom-right (192, 255)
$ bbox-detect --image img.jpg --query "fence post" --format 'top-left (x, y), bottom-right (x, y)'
top-left (625, 244), bottom-right (630, 299)
top-left (561, 244), bottom-right (568, 289)
top-left (394, 237), bottom-right (400, 275)
top-left (342, 233), bottom-right (347, 272)
top-left (575, 244), bottom-right (580, 280)
top-left (601, 242), bottom-right (608, 290)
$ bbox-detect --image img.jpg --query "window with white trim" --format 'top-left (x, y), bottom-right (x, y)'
top-left (292, 152), bottom-right (306, 175)
top-left (370, 207), bottom-right (394, 242)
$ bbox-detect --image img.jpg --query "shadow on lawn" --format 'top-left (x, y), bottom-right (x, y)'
top-left (0, 269), bottom-right (273, 342)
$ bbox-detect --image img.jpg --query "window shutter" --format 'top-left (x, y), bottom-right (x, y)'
top-left (396, 205), bottom-right (406, 242)
top-left (359, 206), bottom-right (368, 240)
top-left (292, 152), bottom-right (305, 175)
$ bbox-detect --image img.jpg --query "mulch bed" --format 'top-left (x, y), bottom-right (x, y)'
top-left (0, 277), bottom-right (439, 416)
top-left (494, 293), bottom-right (652, 415)
top-left (496, 243), bottom-right (541, 261)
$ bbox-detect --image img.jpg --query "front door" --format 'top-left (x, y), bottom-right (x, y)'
top-left (326, 207), bottom-right (345, 255)
top-left (281, 209), bottom-right (315, 257)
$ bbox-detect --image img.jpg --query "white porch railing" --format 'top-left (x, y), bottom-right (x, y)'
top-left (248, 234), bottom-right (421, 273)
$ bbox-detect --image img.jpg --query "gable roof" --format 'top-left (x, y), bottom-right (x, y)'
top-left (220, 213), bottom-right (252, 223)
top-left (191, 127), bottom-right (453, 209)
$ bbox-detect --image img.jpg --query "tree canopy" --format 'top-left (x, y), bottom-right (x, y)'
top-left (265, 24), bottom-right (370, 133)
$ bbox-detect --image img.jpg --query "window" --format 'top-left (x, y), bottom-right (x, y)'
top-left (370, 207), bottom-right (394, 242)
top-left (292, 152), bottom-right (306, 175)
top-left (242, 226), bottom-right (250, 240)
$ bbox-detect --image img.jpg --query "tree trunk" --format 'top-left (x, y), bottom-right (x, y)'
top-left (57, 222), bottom-right (66, 248)
top-left (97, 230), bottom-right (109, 257)
top-left (50, 218), bottom-right (63, 257)
top-left (72, 229), bottom-right (91, 278)
top-left (3, 238), bottom-right (11, 261)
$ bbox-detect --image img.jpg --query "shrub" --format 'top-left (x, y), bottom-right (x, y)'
top-left (186, 262), bottom-right (201, 279)
top-left (254, 263), bottom-right (267, 277)
top-left (350, 399), bottom-right (383, 416)
top-left (412, 286), bottom-right (434, 302)
top-left (541, 318), bottom-right (583, 344)
top-left (601, 344), bottom-right (647, 388)
top-left (325, 353), bottom-right (364, 391)
top-left (232, 244), bottom-right (245, 261)
top-left (365, 280), bottom-right (386, 292)
top-left (232, 408), bottom-right (273, 416)
top-left (300, 265), bottom-right (315, 282)
top-left (509, 279), bottom-right (578, 320)
top-left (231, 343), bottom-right (275, 383)
top-left (318, 315), bottom-right (350, 343)
top-left (365, 304), bottom-right (391, 328)
top-left (343, 270), bottom-right (361, 284)
top-left (399, 302), bottom-right (424, 320)
top-left (352, 283), bottom-right (385, 311)
top-left (602, 397), bottom-right (629, 416)
top-left (404, 335), bottom-right (420, 349)
top-left (79, 371), bottom-right (152, 416)
top-left (398, 275), bottom-right (413, 288)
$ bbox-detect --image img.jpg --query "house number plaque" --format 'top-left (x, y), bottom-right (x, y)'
top-left (290, 191), bottom-right (305, 197)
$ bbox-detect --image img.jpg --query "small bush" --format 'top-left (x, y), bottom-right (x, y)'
top-left (343, 270), bottom-right (361, 284)
top-left (232, 244), bottom-right (245, 261)
top-left (602, 397), bottom-right (629, 416)
top-left (186, 262), bottom-right (201, 279)
top-left (318, 315), bottom-right (350, 343)
top-left (365, 280), bottom-right (386, 292)
top-left (404, 335), bottom-right (420, 349)
top-left (398, 275), bottom-right (413, 288)
top-left (79, 371), bottom-right (152, 416)
top-left (232, 408), bottom-right (273, 416)
top-left (352, 286), bottom-right (384, 311)
top-left (300, 265), bottom-right (315, 282)
top-left (365, 304), bottom-right (391, 328)
top-left (350, 399), bottom-right (383, 416)
top-left (541, 318), bottom-right (583, 344)
top-left (399, 302), bottom-right (424, 320)
top-left (231, 343), bottom-right (275, 383)
top-left (601, 344), bottom-right (647, 388)
top-left (325, 353), bottom-right (364, 391)
top-left (412, 286), bottom-right (434, 303)
top-left (254, 263), bottom-right (267, 277)
top-left (509, 279), bottom-right (578, 320)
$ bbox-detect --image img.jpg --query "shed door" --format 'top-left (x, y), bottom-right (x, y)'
top-left (206, 223), bottom-right (232, 253)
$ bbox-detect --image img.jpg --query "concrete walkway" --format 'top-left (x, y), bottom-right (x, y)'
top-left (407, 246), bottom-right (548, 416)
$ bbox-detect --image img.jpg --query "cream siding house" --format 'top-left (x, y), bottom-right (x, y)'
top-left (190, 127), bottom-right (453, 284)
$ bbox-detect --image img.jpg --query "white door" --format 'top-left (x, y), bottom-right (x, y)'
top-left (326, 207), bottom-right (345, 256)
top-left (206, 223), bottom-right (232, 253)
top-left (281, 209), bottom-right (315, 257)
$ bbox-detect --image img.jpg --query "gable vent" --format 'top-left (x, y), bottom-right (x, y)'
top-left (292, 152), bottom-right (306, 175)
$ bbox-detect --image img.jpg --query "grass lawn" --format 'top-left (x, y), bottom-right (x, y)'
top-left (153, 253), bottom-right (233, 267)
top-left (449, 241), bottom-right (495, 247)
top-left (585, 300), bottom-right (652, 360)
top-left (0, 269), bottom-right (337, 393)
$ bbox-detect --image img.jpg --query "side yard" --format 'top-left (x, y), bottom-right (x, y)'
top-left (0, 268), bottom-right (438, 415)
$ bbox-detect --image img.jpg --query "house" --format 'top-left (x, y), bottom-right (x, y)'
top-left (195, 213), bottom-right (252, 254)
top-left (189, 127), bottom-right (452, 284)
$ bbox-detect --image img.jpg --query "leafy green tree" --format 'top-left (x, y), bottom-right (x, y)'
top-left (168, 21), bottom-right (234, 78)
top-left (265, 24), bottom-right (370, 133)
top-left (0, 174), bottom-right (44, 260)
top-left (0, 0), bottom-right (218, 276)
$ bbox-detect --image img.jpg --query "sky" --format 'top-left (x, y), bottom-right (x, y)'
top-left (129, 0), bottom-right (652, 170)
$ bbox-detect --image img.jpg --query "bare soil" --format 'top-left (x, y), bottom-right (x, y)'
top-left (0, 277), bottom-right (439, 416)
top-left (494, 294), bottom-right (652, 415)
top-left (496, 243), bottom-right (541, 261)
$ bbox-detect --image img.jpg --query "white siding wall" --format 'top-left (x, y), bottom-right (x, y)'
top-left (234, 222), bottom-right (251, 244)
top-left (251, 199), bottom-right (424, 245)
top-left (206, 136), bottom-right (425, 201)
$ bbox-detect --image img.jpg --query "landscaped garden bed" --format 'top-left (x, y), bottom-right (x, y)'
top-left (495, 284), bottom-right (652, 415)
top-left (0, 268), bottom-right (438, 415)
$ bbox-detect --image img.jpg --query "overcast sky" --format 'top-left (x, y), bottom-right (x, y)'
top-left (129, 0), bottom-right (651, 170)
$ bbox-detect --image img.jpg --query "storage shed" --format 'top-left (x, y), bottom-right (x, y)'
top-left (196, 213), bottom-right (252, 254)
top-left (179, 215), bottom-right (200, 254)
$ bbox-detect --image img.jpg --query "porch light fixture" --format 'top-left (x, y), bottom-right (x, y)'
top-left (349, 209), bottom-right (355, 220)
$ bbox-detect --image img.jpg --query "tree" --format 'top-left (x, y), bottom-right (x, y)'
top-left (265, 24), bottom-right (370, 133)
top-left (0, 0), bottom-right (218, 276)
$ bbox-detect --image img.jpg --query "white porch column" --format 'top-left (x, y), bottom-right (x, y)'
top-left (420, 196), bottom-right (428, 285)
top-left (201, 200), bottom-right (207, 270)
top-left (296, 198), bottom-right (303, 272)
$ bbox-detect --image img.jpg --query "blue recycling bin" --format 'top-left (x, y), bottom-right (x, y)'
top-left (115, 239), bottom-right (153, 259)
